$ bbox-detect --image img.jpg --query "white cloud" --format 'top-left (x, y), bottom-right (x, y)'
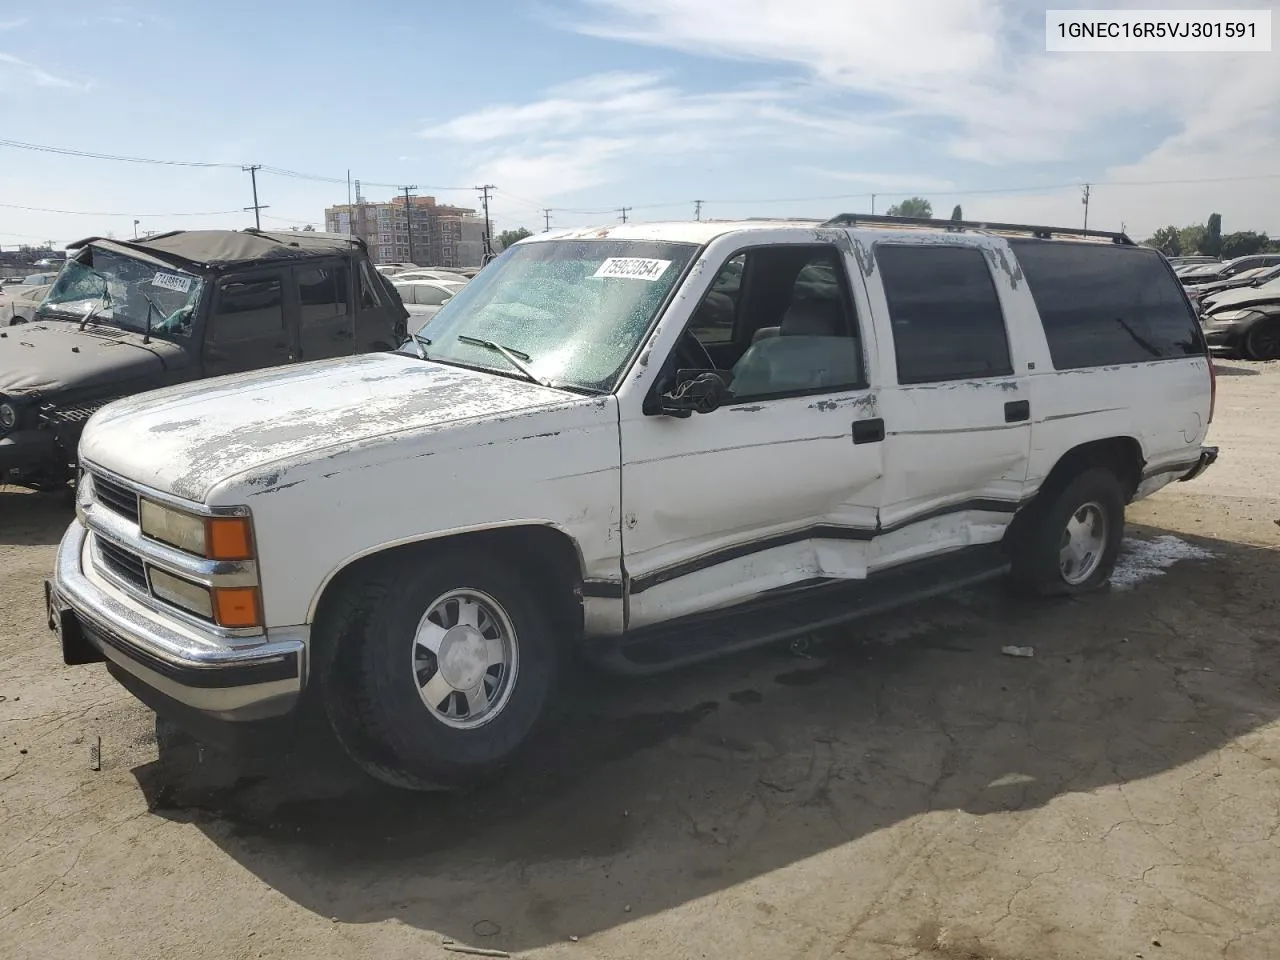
top-left (0, 52), bottom-right (80, 90)
top-left (425, 70), bottom-right (898, 201)
top-left (548, 0), bottom-right (1280, 237)
top-left (0, 19), bottom-right (28, 31)
top-left (799, 168), bottom-right (958, 193)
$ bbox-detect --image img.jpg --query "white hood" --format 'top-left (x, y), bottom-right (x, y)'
top-left (80, 352), bottom-right (570, 502)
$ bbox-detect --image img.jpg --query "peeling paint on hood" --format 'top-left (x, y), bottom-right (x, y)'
top-left (80, 353), bottom-right (571, 502)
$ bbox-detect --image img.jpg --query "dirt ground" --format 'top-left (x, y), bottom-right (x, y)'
top-left (2, 362), bottom-right (1279, 960)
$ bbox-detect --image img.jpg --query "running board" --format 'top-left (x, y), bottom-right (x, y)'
top-left (585, 543), bottom-right (1011, 677)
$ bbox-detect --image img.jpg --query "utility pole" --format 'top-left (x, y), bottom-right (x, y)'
top-left (619, 206), bottom-right (631, 224)
top-left (1081, 184), bottom-right (1091, 231)
top-left (475, 184), bottom-right (495, 261)
top-left (694, 200), bottom-right (703, 221)
top-left (402, 185), bottom-right (418, 264)
top-left (543, 208), bottom-right (553, 232)
top-left (242, 165), bottom-right (268, 230)
top-left (871, 193), bottom-right (876, 215)
top-left (133, 220), bottom-right (140, 240)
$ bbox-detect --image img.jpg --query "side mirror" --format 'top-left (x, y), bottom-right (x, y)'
top-left (660, 370), bottom-right (729, 418)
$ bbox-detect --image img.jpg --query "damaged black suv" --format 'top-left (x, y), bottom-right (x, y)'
top-left (0, 229), bottom-right (408, 490)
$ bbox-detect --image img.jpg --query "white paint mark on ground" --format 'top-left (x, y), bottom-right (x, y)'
top-left (1111, 535), bottom-right (1215, 591)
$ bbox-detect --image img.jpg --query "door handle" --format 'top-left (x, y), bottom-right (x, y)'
top-left (852, 418), bottom-right (885, 444)
top-left (1005, 400), bottom-right (1030, 423)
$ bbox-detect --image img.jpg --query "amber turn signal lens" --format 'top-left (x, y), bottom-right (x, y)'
top-left (213, 586), bottom-right (262, 628)
top-left (206, 517), bottom-right (254, 561)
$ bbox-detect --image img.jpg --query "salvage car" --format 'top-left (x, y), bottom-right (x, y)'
top-left (47, 214), bottom-right (1217, 790)
top-left (1184, 264), bottom-right (1280, 313)
top-left (1, 229), bottom-right (407, 490)
top-left (1200, 275), bottom-right (1280, 359)
top-left (0, 282), bottom-right (51, 325)
top-left (1180, 253), bottom-right (1280, 286)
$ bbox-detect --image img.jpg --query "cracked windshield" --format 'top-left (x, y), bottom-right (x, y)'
top-left (1, 3), bottom-right (1277, 960)
top-left (40, 249), bottom-right (204, 339)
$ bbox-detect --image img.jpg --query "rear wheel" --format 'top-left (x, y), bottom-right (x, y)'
top-left (320, 548), bottom-right (562, 790)
top-left (1010, 467), bottom-right (1125, 596)
top-left (1244, 318), bottom-right (1280, 361)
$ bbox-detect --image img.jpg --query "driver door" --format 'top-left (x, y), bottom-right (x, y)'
top-left (201, 271), bottom-right (299, 377)
top-left (619, 243), bottom-right (886, 629)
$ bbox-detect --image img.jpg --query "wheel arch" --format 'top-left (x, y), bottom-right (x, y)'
top-left (1036, 436), bottom-right (1144, 503)
top-left (306, 521), bottom-right (587, 655)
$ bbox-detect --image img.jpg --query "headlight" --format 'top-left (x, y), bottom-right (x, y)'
top-left (148, 568), bottom-right (214, 619)
top-left (0, 401), bottom-right (16, 432)
top-left (1207, 309), bottom-right (1255, 322)
top-left (139, 499), bottom-right (255, 561)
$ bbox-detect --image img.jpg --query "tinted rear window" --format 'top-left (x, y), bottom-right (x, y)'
top-left (1010, 240), bottom-right (1202, 369)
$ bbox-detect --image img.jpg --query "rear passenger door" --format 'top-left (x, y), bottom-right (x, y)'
top-left (295, 260), bottom-right (355, 360)
top-left (867, 242), bottom-right (1032, 565)
top-left (201, 271), bottom-right (298, 377)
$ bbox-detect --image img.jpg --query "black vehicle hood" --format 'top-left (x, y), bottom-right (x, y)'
top-left (0, 319), bottom-right (190, 397)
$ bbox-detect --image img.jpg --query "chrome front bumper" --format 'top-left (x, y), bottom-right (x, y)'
top-left (49, 520), bottom-right (306, 721)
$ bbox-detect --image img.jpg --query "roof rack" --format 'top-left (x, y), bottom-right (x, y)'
top-left (820, 213), bottom-right (1134, 245)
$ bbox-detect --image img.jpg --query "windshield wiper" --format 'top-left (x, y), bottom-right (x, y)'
top-left (78, 289), bottom-right (110, 332)
top-left (456, 335), bottom-right (552, 387)
top-left (139, 291), bottom-right (166, 344)
top-left (408, 332), bottom-right (432, 360)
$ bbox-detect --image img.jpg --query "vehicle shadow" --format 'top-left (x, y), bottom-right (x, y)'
top-left (0, 486), bottom-right (73, 545)
top-left (1213, 363), bottom-right (1260, 377)
top-left (130, 522), bottom-right (1279, 952)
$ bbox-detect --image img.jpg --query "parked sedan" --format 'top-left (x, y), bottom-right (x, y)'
top-left (393, 279), bottom-right (467, 322)
top-left (0, 283), bottom-right (52, 325)
top-left (1185, 265), bottom-right (1280, 313)
top-left (1181, 254), bottom-right (1280, 286)
top-left (1200, 276), bottom-right (1280, 360)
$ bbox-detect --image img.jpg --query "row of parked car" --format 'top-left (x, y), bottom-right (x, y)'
top-left (1171, 253), bottom-right (1280, 361)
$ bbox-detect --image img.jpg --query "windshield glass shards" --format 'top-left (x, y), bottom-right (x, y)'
top-left (40, 247), bottom-right (205, 340)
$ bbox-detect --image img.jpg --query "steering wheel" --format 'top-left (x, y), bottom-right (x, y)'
top-left (674, 330), bottom-right (715, 371)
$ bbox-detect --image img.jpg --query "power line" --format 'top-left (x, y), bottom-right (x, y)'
top-left (0, 201), bottom-right (243, 217)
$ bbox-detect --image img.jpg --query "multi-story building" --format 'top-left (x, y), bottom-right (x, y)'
top-left (325, 195), bottom-right (487, 268)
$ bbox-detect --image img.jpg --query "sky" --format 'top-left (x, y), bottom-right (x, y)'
top-left (1, 0), bottom-right (1278, 249)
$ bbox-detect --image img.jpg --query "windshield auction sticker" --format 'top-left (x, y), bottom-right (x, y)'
top-left (593, 258), bottom-right (672, 281)
top-left (152, 272), bottom-right (194, 293)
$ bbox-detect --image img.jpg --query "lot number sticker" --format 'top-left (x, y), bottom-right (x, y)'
top-left (592, 258), bottom-right (672, 281)
top-left (152, 272), bottom-right (194, 294)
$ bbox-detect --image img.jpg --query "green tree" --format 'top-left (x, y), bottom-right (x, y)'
top-left (885, 197), bottom-right (932, 218)
top-left (1203, 213), bottom-right (1223, 258)
top-left (1220, 231), bottom-right (1270, 259)
top-left (1179, 224), bottom-right (1207, 255)
top-left (1146, 225), bottom-right (1182, 256)
top-left (497, 227), bottom-right (533, 250)
top-left (950, 205), bottom-right (963, 221)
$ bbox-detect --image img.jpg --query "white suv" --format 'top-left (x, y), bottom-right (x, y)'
top-left (47, 214), bottom-right (1218, 789)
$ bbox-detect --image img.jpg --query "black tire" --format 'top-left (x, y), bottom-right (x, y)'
top-left (319, 548), bottom-right (562, 790)
top-left (1010, 466), bottom-right (1125, 596)
top-left (1244, 318), bottom-right (1280, 361)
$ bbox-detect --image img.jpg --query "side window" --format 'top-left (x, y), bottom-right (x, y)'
top-left (688, 254), bottom-right (744, 344)
top-left (723, 247), bottom-right (865, 400)
top-left (297, 265), bottom-right (349, 325)
top-left (1009, 240), bottom-right (1202, 370)
top-left (877, 244), bottom-right (1013, 385)
top-left (359, 261), bottom-right (383, 309)
top-left (414, 283), bottom-right (450, 307)
top-left (207, 276), bottom-right (284, 342)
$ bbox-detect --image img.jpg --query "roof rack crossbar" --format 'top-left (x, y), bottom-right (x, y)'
top-left (819, 213), bottom-right (1134, 245)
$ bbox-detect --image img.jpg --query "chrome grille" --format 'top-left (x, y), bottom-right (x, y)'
top-left (96, 538), bottom-right (148, 590)
top-left (91, 471), bottom-right (140, 524)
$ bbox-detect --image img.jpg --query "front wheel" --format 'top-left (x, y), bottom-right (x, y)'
top-left (320, 549), bottom-right (562, 790)
top-left (1010, 467), bottom-right (1125, 596)
top-left (1244, 318), bottom-right (1280, 361)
